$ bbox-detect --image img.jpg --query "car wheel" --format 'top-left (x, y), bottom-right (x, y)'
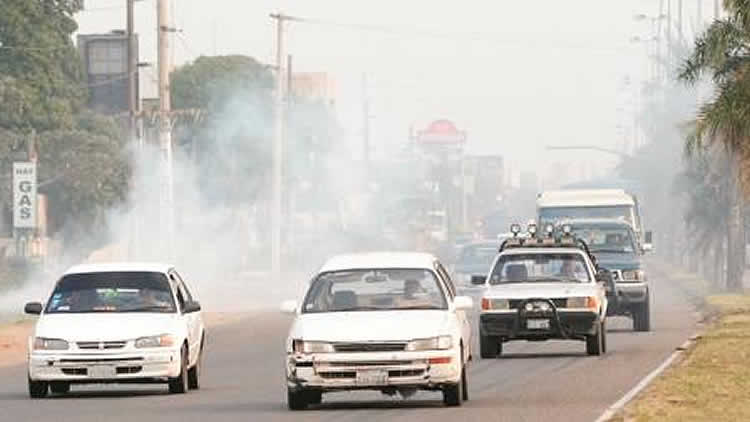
top-left (50, 382), bottom-right (70, 394)
top-left (634, 299), bottom-right (651, 332)
top-left (287, 388), bottom-right (309, 410)
top-left (601, 320), bottom-right (608, 354)
top-left (461, 361), bottom-right (469, 401)
top-left (188, 336), bottom-right (204, 390)
top-left (28, 377), bottom-right (48, 399)
top-left (586, 321), bottom-right (604, 356)
top-left (169, 345), bottom-right (189, 394)
top-left (306, 390), bottom-right (322, 406)
top-left (443, 364), bottom-right (465, 407)
top-left (480, 335), bottom-right (499, 359)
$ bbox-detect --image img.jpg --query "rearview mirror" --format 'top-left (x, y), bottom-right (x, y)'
top-left (183, 300), bottom-right (201, 314)
top-left (453, 296), bottom-right (473, 310)
top-left (470, 275), bottom-right (486, 285)
top-left (280, 300), bottom-right (298, 314)
top-left (24, 302), bottom-right (43, 315)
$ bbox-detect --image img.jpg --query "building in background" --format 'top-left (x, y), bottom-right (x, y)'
top-left (77, 31), bottom-right (138, 114)
top-left (290, 72), bottom-right (337, 107)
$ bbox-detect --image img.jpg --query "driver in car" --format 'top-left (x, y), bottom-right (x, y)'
top-left (559, 259), bottom-right (588, 281)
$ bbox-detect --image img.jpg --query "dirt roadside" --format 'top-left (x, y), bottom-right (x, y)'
top-left (0, 311), bottom-right (254, 369)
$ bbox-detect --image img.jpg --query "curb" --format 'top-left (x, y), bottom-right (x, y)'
top-left (593, 333), bottom-right (701, 422)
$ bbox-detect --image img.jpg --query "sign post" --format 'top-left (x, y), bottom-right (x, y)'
top-left (13, 162), bottom-right (37, 258)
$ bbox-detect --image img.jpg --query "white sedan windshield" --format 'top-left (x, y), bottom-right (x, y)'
top-left (489, 253), bottom-right (591, 284)
top-left (302, 269), bottom-right (448, 313)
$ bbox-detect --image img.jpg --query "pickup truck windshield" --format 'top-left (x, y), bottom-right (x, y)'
top-left (489, 253), bottom-right (591, 284)
top-left (539, 206), bottom-right (633, 227)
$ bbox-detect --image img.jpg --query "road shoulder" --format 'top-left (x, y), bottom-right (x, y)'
top-left (611, 293), bottom-right (750, 422)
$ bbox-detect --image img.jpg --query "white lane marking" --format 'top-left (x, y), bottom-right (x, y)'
top-left (593, 336), bottom-right (697, 422)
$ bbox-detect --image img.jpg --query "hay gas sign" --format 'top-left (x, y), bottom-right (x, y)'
top-left (13, 162), bottom-right (37, 229)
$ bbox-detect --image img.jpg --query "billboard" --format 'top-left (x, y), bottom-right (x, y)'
top-left (13, 162), bottom-right (37, 229)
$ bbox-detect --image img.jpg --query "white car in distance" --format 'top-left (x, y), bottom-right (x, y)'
top-left (281, 252), bottom-right (473, 409)
top-left (24, 263), bottom-right (205, 398)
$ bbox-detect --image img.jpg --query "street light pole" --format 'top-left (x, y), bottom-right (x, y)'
top-left (157, 0), bottom-right (175, 262)
top-left (270, 12), bottom-right (289, 275)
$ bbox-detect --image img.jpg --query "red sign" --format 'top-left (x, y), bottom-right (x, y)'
top-left (416, 119), bottom-right (466, 145)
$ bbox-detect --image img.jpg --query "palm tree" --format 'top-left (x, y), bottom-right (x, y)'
top-left (679, 1), bottom-right (750, 290)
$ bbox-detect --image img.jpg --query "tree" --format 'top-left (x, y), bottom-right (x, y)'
top-left (0, 0), bottom-right (130, 252)
top-left (679, 0), bottom-right (750, 290)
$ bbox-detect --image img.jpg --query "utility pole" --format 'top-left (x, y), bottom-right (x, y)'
top-left (715, 0), bottom-right (720, 19)
top-left (157, 0), bottom-right (175, 262)
top-left (362, 73), bottom-right (370, 183)
top-left (270, 12), bottom-right (290, 275)
top-left (127, 0), bottom-right (139, 260)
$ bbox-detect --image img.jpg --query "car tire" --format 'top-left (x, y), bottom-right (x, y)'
top-left (287, 388), bottom-right (309, 410)
top-left (50, 382), bottom-right (70, 394)
top-left (306, 390), bottom-right (322, 406)
top-left (586, 321), bottom-right (604, 356)
top-left (28, 377), bottom-right (48, 399)
top-left (479, 335), bottom-right (500, 359)
top-left (461, 361), bottom-right (469, 401)
top-left (443, 366), bottom-right (465, 407)
top-left (634, 298), bottom-right (651, 332)
top-left (168, 345), bottom-right (189, 394)
top-left (188, 336), bottom-right (204, 390)
top-left (601, 320), bottom-right (608, 354)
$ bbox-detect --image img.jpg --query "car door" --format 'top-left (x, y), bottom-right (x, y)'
top-left (436, 262), bottom-right (471, 361)
top-left (170, 271), bottom-right (202, 365)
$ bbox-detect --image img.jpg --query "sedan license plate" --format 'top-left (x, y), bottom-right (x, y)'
top-left (88, 365), bottom-right (116, 379)
top-left (527, 319), bottom-right (550, 330)
top-left (356, 370), bottom-right (388, 385)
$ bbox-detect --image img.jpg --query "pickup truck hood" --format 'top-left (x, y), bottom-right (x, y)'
top-left (592, 252), bottom-right (641, 271)
top-left (289, 310), bottom-right (454, 342)
top-left (485, 282), bottom-right (599, 299)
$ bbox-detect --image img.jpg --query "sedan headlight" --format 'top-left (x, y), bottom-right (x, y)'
top-left (405, 335), bottom-right (453, 351)
top-left (33, 337), bottom-right (69, 351)
top-left (135, 334), bottom-right (176, 349)
top-left (621, 269), bottom-right (647, 281)
top-left (292, 340), bottom-right (335, 354)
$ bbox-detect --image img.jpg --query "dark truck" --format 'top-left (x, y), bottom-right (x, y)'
top-left (564, 219), bottom-right (651, 331)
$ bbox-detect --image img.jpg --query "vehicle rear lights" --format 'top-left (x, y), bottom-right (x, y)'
top-left (481, 298), bottom-right (491, 310)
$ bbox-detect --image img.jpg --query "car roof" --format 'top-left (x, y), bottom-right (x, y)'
top-left (319, 252), bottom-right (438, 273)
top-left (563, 218), bottom-right (635, 228)
top-left (63, 262), bottom-right (174, 276)
top-left (500, 247), bottom-right (588, 256)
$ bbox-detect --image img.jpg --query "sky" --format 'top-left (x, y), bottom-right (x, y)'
top-left (75, 0), bottom-right (714, 188)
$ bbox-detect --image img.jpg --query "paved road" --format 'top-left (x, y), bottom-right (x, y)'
top-left (0, 261), bottom-right (699, 422)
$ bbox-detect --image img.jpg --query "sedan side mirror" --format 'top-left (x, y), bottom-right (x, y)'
top-left (453, 296), bottom-right (474, 310)
top-left (25, 302), bottom-right (43, 315)
top-left (183, 300), bottom-right (201, 314)
top-left (470, 275), bottom-right (486, 285)
top-left (596, 269), bottom-right (615, 290)
top-left (280, 300), bottom-right (298, 314)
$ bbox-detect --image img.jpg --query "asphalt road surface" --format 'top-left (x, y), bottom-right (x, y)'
top-left (0, 261), bottom-right (699, 422)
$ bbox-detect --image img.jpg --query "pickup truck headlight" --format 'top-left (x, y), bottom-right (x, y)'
top-left (292, 340), bottom-right (334, 354)
top-left (135, 334), bottom-right (176, 348)
top-left (621, 269), bottom-right (646, 281)
top-left (481, 298), bottom-right (509, 310)
top-left (33, 337), bottom-right (69, 351)
top-left (406, 335), bottom-right (452, 351)
top-left (566, 297), bottom-right (599, 310)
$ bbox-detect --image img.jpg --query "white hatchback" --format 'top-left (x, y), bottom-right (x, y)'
top-left (24, 263), bottom-right (205, 398)
top-left (281, 252), bottom-right (473, 409)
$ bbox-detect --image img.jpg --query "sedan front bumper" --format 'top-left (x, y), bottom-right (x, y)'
top-left (29, 349), bottom-right (181, 383)
top-left (286, 350), bottom-right (461, 392)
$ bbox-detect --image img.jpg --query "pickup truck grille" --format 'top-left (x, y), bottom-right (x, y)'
top-left (508, 298), bottom-right (567, 309)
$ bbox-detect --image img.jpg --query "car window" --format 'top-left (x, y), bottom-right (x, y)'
top-left (302, 268), bottom-right (448, 313)
top-left (171, 270), bottom-right (194, 303)
top-left (572, 226), bottom-right (637, 253)
top-left (45, 272), bottom-right (176, 314)
top-left (489, 253), bottom-right (591, 284)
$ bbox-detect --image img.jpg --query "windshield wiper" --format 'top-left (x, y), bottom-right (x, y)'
top-left (397, 305), bottom-right (443, 310)
top-left (120, 305), bottom-right (174, 312)
top-left (591, 248), bottom-right (630, 254)
top-left (527, 277), bottom-right (582, 283)
top-left (330, 306), bottom-right (385, 312)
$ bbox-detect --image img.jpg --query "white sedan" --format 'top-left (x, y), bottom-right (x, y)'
top-left (24, 263), bottom-right (205, 398)
top-left (281, 252), bottom-right (473, 409)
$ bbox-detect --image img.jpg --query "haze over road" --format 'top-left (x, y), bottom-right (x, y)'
top-left (0, 261), bottom-right (697, 422)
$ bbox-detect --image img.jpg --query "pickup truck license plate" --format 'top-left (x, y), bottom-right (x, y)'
top-left (88, 365), bottom-right (116, 379)
top-left (356, 370), bottom-right (388, 385)
top-left (527, 319), bottom-right (550, 330)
